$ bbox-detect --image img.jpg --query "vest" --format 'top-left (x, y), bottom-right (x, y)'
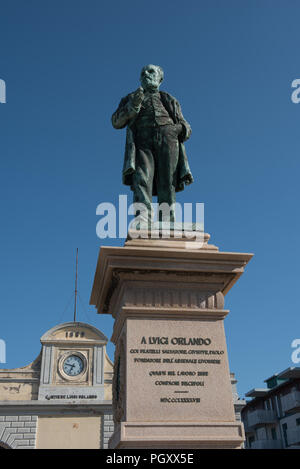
top-left (135, 91), bottom-right (174, 128)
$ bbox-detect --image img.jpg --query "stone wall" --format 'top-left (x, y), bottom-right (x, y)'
top-left (0, 415), bottom-right (37, 449)
top-left (102, 412), bottom-right (114, 449)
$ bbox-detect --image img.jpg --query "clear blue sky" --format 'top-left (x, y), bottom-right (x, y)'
top-left (1, 0), bottom-right (300, 399)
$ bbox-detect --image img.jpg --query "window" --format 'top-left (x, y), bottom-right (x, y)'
top-left (248, 436), bottom-right (255, 448)
top-left (265, 399), bottom-right (270, 410)
top-left (282, 423), bottom-right (288, 448)
top-left (271, 428), bottom-right (277, 440)
top-left (277, 395), bottom-right (283, 417)
top-left (296, 418), bottom-right (300, 426)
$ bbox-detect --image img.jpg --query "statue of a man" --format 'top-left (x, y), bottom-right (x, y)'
top-left (112, 64), bottom-right (193, 223)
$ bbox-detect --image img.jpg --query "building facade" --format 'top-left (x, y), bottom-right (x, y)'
top-left (242, 368), bottom-right (300, 449)
top-left (0, 322), bottom-right (114, 449)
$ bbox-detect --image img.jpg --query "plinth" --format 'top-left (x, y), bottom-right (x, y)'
top-left (90, 229), bottom-right (253, 448)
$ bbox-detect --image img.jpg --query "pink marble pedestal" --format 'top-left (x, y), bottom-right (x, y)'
top-left (90, 231), bottom-right (253, 449)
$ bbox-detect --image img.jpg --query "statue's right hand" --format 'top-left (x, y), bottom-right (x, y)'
top-left (131, 87), bottom-right (144, 108)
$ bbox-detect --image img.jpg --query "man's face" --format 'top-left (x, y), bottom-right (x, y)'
top-left (140, 65), bottom-right (162, 91)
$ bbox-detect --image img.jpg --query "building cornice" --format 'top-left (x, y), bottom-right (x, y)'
top-left (0, 399), bottom-right (112, 413)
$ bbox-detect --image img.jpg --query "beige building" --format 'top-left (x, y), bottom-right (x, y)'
top-left (0, 322), bottom-right (114, 449)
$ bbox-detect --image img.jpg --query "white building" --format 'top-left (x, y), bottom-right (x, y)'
top-left (242, 368), bottom-right (300, 449)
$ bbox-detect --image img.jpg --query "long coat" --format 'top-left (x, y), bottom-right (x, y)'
top-left (111, 90), bottom-right (193, 196)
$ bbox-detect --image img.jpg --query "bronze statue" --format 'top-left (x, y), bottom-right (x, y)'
top-left (112, 64), bottom-right (193, 223)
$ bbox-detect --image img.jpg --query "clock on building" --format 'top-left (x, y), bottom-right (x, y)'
top-left (62, 355), bottom-right (84, 377)
top-left (58, 351), bottom-right (87, 380)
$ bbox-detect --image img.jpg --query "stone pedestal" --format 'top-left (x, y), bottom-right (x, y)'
top-left (90, 231), bottom-right (253, 448)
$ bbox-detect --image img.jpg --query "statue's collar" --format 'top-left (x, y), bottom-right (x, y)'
top-left (144, 88), bottom-right (160, 95)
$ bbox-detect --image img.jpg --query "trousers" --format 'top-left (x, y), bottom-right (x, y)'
top-left (132, 124), bottom-right (180, 222)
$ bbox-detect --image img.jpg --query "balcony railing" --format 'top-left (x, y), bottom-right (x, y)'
top-left (250, 439), bottom-right (283, 449)
top-left (247, 409), bottom-right (277, 428)
top-left (281, 390), bottom-right (300, 413)
top-left (287, 428), bottom-right (300, 446)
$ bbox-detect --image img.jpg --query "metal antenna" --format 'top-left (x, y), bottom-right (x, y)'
top-left (74, 248), bottom-right (78, 323)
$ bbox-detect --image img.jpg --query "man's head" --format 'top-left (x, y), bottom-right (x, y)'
top-left (140, 64), bottom-right (164, 91)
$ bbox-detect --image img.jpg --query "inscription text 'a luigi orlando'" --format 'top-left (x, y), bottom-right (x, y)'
top-left (140, 336), bottom-right (211, 346)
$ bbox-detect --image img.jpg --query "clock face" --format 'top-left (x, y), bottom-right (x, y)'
top-left (62, 355), bottom-right (84, 376)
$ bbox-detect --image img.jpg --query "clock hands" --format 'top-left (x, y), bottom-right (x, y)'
top-left (63, 355), bottom-right (84, 376)
top-left (66, 363), bottom-right (75, 370)
top-left (64, 362), bottom-right (78, 375)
